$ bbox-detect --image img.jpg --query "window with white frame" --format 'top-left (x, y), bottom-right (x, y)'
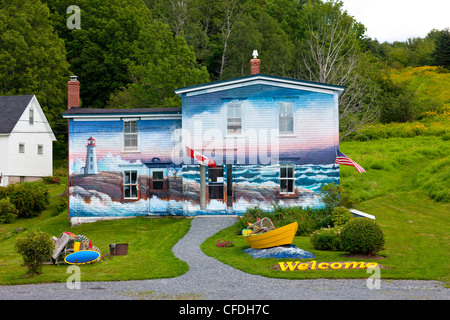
top-left (19, 143), bottom-right (25, 153)
top-left (124, 120), bottom-right (138, 150)
top-left (280, 163), bottom-right (295, 194)
top-left (124, 170), bottom-right (138, 199)
top-left (279, 101), bottom-right (294, 134)
top-left (227, 102), bottom-right (242, 134)
top-left (29, 109), bottom-right (34, 125)
top-left (37, 145), bottom-right (43, 155)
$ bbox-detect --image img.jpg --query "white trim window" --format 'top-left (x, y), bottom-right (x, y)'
top-left (29, 109), bottom-right (34, 125)
top-left (124, 170), bottom-right (138, 199)
top-left (37, 144), bottom-right (43, 155)
top-left (124, 120), bottom-right (138, 150)
top-left (227, 102), bottom-right (242, 134)
top-left (279, 101), bottom-right (294, 134)
top-left (280, 163), bottom-right (295, 194)
top-left (19, 143), bottom-right (25, 154)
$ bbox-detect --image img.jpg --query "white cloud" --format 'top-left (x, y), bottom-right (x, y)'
top-left (340, 0), bottom-right (450, 42)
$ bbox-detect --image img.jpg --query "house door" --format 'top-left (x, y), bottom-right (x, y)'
top-left (208, 166), bottom-right (224, 201)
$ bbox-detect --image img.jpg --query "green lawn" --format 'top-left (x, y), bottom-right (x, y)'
top-left (201, 190), bottom-right (449, 283)
top-left (0, 182), bottom-right (191, 285)
top-left (202, 135), bottom-right (449, 284)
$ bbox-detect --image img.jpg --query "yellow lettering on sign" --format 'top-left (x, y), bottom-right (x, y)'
top-left (330, 262), bottom-right (342, 270)
top-left (365, 262), bottom-right (378, 269)
top-left (278, 261), bottom-right (300, 271)
top-left (298, 263), bottom-right (309, 270)
top-left (343, 262), bottom-right (366, 269)
top-left (318, 263), bottom-right (329, 270)
top-left (277, 261), bottom-right (379, 271)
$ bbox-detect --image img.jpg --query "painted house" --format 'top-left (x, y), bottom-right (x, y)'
top-left (62, 55), bottom-right (345, 225)
top-left (0, 95), bottom-right (56, 186)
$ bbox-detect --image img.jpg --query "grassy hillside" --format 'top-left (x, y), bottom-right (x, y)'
top-left (390, 66), bottom-right (450, 112)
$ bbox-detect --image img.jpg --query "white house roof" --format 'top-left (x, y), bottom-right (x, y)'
top-left (0, 95), bottom-right (34, 134)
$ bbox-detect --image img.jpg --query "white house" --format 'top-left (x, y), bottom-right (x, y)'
top-left (0, 95), bottom-right (56, 186)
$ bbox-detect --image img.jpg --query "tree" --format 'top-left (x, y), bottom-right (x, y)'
top-left (0, 0), bottom-right (70, 159)
top-left (298, 0), bottom-right (380, 139)
top-left (44, 0), bottom-right (150, 109)
top-left (431, 28), bottom-right (450, 69)
top-left (108, 21), bottom-right (210, 109)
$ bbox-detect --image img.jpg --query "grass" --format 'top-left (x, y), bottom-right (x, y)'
top-left (1, 124), bottom-right (449, 285)
top-left (0, 181), bottom-right (191, 285)
top-left (201, 133), bottom-right (450, 285)
top-left (201, 190), bottom-right (449, 283)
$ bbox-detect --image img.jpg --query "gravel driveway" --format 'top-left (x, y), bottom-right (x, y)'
top-left (0, 216), bottom-right (448, 301)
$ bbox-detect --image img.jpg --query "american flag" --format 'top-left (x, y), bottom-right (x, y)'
top-left (186, 147), bottom-right (216, 167)
top-left (335, 150), bottom-right (366, 173)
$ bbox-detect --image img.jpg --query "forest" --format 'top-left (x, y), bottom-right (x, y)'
top-left (0, 0), bottom-right (449, 159)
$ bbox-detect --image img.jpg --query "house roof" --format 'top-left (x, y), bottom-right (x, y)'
top-left (174, 73), bottom-right (346, 98)
top-left (0, 95), bottom-right (34, 134)
top-left (63, 107), bottom-right (181, 115)
top-left (62, 107), bottom-right (181, 118)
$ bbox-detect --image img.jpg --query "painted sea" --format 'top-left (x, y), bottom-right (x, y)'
top-left (69, 163), bottom-right (339, 217)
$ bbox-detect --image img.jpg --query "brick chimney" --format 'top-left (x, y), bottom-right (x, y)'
top-left (250, 50), bottom-right (260, 75)
top-left (67, 75), bottom-right (80, 109)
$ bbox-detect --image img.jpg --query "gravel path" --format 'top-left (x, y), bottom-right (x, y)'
top-left (0, 216), bottom-right (448, 300)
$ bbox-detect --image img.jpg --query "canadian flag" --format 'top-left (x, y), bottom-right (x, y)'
top-left (186, 147), bottom-right (216, 167)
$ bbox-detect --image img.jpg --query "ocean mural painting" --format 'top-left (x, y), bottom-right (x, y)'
top-left (63, 73), bottom-right (345, 225)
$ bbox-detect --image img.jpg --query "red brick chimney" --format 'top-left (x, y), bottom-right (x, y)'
top-left (67, 75), bottom-right (80, 109)
top-left (250, 50), bottom-right (260, 75)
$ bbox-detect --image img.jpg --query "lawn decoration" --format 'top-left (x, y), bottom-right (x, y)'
top-left (64, 250), bottom-right (101, 265)
top-left (242, 217), bottom-right (298, 249)
top-left (51, 232), bottom-right (101, 265)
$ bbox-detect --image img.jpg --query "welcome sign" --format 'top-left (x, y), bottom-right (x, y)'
top-left (278, 261), bottom-right (379, 271)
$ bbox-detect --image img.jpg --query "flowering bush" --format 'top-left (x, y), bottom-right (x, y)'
top-left (42, 176), bottom-right (61, 184)
top-left (216, 238), bottom-right (234, 248)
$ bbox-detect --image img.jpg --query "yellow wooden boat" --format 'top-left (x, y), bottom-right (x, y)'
top-left (244, 221), bottom-right (298, 249)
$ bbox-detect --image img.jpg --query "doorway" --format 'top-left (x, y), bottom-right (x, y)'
top-left (208, 166), bottom-right (224, 201)
top-left (226, 164), bottom-right (233, 210)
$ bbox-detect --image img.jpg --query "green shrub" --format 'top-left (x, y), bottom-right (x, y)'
top-left (340, 218), bottom-right (385, 255)
top-left (0, 197), bottom-right (18, 224)
top-left (1, 181), bottom-right (49, 218)
top-left (331, 207), bottom-right (353, 226)
top-left (15, 230), bottom-right (55, 275)
top-left (310, 226), bottom-right (342, 251)
top-left (320, 183), bottom-right (355, 214)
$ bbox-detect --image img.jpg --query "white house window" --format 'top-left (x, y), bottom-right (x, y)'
top-left (227, 102), bottom-right (242, 134)
top-left (29, 109), bottom-right (34, 125)
top-left (19, 143), bottom-right (25, 153)
top-left (37, 145), bottom-right (43, 155)
top-left (124, 170), bottom-right (138, 199)
top-left (124, 120), bottom-right (138, 150)
top-left (279, 102), bottom-right (294, 134)
top-left (280, 163), bottom-right (295, 194)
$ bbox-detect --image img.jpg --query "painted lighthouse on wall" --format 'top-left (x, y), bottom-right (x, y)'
top-left (84, 136), bottom-right (98, 175)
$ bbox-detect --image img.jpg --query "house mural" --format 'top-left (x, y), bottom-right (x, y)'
top-left (62, 54), bottom-right (345, 225)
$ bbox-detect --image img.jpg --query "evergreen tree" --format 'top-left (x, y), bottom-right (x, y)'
top-left (431, 28), bottom-right (450, 69)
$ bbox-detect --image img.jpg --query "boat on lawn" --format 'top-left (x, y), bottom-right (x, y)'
top-left (243, 218), bottom-right (298, 249)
